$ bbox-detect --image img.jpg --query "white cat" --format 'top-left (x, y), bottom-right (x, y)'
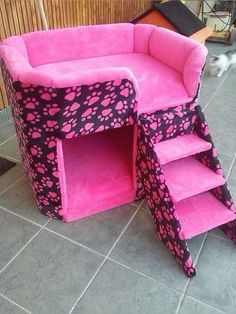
top-left (208, 49), bottom-right (236, 77)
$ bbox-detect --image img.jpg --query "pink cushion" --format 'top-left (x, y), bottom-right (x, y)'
top-left (22, 24), bottom-right (134, 67)
top-left (0, 24), bottom-right (207, 108)
top-left (35, 53), bottom-right (192, 112)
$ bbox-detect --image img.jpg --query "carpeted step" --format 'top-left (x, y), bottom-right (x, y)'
top-left (162, 156), bottom-right (225, 202)
top-left (154, 133), bottom-right (212, 165)
top-left (175, 191), bottom-right (235, 239)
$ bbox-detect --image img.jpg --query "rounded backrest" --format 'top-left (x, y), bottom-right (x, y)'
top-left (22, 23), bottom-right (135, 67)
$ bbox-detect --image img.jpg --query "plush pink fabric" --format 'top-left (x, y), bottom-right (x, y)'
top-left (148, 28), bottom-right (208, 97)
top-left (59, 126), bottom-right (135, 222)
top-left (175, 191), bottom-right (235, 239)
top-left (35, 53), bottom-right (191, 112)
top-left (154, 134), bottom-right (212, 165)
top-left (134, 24), bottom-right (156, 54)
top-left (2, 36), bottom-right (28, 58)
top-left (0, 45), bottom-right (32, 81)
top-left (162, 157), bottom-right (225, 202)
top-left (0, 24), bottom-right (207, 105)
top-left (22, 24), bottom-right (134, 67)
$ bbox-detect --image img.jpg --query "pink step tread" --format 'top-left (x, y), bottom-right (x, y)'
top-left (162, 157), bottom-right (225, 202)
top-left (154, 134), bottom-right (212, 165)
top-left (175, 191), bottom-right (236, 239)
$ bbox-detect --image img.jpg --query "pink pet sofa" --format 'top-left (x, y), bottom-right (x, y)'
top-left (1, 23), bottom-right (235, 277)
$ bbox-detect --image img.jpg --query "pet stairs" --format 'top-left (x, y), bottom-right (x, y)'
top-left (136, 104), bottom-right (236, 277)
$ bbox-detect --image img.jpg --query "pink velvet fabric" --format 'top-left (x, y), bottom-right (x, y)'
top-left (175, 191), bottom-right (236, 239)
top-left (0, 24), bottom-right (207, 102)
top-left (154, 134), bottom-right (212, 165)
top-left (59, 126), bottom-right (135, 221)
top-left (148, 28), bottom-right (208, 97)
top-left (35, 53), bottom-right (192, 112)
top-left (162, 157), bottom-right (225, 202)
top-left (22, 24), bottom-right (134, 67)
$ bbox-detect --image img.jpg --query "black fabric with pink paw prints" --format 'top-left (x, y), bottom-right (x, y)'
top-left (1, 61), bottom-right (137, 219)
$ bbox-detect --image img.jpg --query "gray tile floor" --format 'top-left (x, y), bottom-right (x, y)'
top-left (0, 41), bottom-right (236, 314)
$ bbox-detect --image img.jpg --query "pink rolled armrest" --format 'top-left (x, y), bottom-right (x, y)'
top-left (148, 27), bottom-right (208, 98)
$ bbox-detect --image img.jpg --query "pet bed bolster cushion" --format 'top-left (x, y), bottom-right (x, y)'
top-left (0, 23), bottom-right (207, 112)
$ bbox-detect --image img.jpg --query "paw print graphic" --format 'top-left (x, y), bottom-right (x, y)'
top-left (38, 195), bottom-right (50, 206)
top-left (165, 223), bottom-right (175, 239)
top-left (154, 131), bottom-right (163, 143)
top-left (61, 118), bottom-right (77, 133)
top-left (117, 100), bottom-right (129, 114)
top-left (63, 102), bottom-right (80, 118)
top-left (43, 103), bottom-right (60, 117)
top-left (84, 91), bottom-right (102, 106)
top-left (23, 97), bottom-right (39, 110)
top-left (179, 118), bottom-right (190, 132)
top-left (64, 86), bottom-right (82, 101)
top-left (166, 125), bottom-right (177, 138)
top-left (26, 111), bottom-right (41, 124)
top-left (174, 242), bottom-right (185, 259)
top-left (110, 117), bottom-right (123, 128)
top-left (28, 127), bottom-right (42, 139)
top-left (43, 120), bottom-right (59, 132)
top-left (98, 109), bottom-right (113, 122)
top-left (41, 176), bottom-right (54, 188)
top-left (35, 162), bottom-right (47, 175)
top-left (30, 145), bottom-right (42, 158)
top-left (48, 191), bottom-right (60, 202)
top-left (105, 81), bottom-right (115, 91)
top-left (44, 136), bottom-right (57, 148)
top-left (33, 182), bottom-right (44, 193)
top-left (39, 87), bottom-right (57, 99)
top-left (81, 107), bottom-right (98, 122)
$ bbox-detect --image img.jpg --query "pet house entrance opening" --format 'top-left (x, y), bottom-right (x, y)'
top-left (59, 126), bottom-right (136, 222)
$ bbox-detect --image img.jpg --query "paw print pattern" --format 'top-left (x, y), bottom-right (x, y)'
top-left (44, 136), bottom-right (57, 149)
top-left (23, 97), bottom-right (39, 110)
top-left (43, 120), bottom-right (59, 132)
top-left (30, 145), bottom-right (42, 158)
top-left (84, 91), bottom-right (102, 106)
top-left (136, 119), bottom-right (196, 277)
top-left (39, 87), bottom-right (57, 100)
top-left (3, 59), bottom-right (235, 255)
top-left (28, 127), bottom-right (42, 139)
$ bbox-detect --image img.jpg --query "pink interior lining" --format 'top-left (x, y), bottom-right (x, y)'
top-left (59, 126), bottom-right (136, 222)
top-left (35, 53), bottom-right (192, 112)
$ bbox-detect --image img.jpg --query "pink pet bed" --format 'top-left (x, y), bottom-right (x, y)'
top-left (1, 23), bottom-right (235, 277)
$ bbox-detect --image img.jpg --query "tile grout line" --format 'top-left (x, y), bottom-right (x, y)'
top-left (42, 226), bottom-right (106, 258)
top-left (202, 67), bottom-right (232, 112)
top-left (68, 201), bottom-right (143, 314)
top-left (107, 256), bottom-right (183, 294)
top-left (0, 134), bottom-right (16, 147)
top-left (175, 232), bottom-right (208, 314)
top-left (175, 279), bottom-right (190, 314)
top-left (0, 219), bottom-right (52, 276)
top-left (0, 174), bottom-right (26, 196)
top-left (208, 231), bottom-right (234, 244)
top-left (184, 294), bottom-right (225, 313)
top-left (226, 151), bottom-right (236, 180)
top-left (0, 293), bottom-right (32, 314)
top-left (0, 203), bottom-right (139, 261)
top-left (0, 205), bottom-right (44, 228)
top-left (0, 153), bottom-right (22, 163)
top-left (0, 202), bottom-right (106, 258)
